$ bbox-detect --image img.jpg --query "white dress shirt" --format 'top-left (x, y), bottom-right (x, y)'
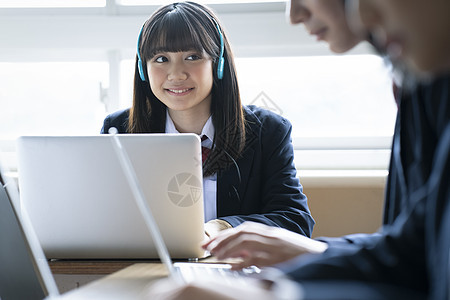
top-left (165, 111), bottom-right (217, 222)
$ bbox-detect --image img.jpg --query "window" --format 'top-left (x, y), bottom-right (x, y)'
top-left (236, 55), bottom-right (396, 138)
top-left (0, 62), bottom-right (108, 137)
top-left (0, 1), bottom-right (396, 181)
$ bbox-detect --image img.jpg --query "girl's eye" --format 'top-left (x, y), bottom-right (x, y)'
top-left (154, 56), bottom-right (168, 63)
top-left (186, 54), bottom-right (201, 61)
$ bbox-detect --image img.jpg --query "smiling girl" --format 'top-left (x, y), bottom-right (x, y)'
top-left (101, 1), bottom-right (314, 239)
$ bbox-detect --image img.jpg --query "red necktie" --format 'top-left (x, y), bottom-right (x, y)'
top-left (201, 135), bottom-right (210, 163)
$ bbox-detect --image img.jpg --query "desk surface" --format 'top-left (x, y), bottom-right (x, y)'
top-left (58, 263), bottom-right (167, 299)
top-left (55, 257), bottom-right (240, 299)
top-left (49, 260), bottom-right (157, 275)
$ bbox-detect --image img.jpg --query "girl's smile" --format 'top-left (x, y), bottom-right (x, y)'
top-left (166, 88), bottom-right (194, 95)
top-left (147, 50), bottom-right (213, 116)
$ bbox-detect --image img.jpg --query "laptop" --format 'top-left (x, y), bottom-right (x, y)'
top-left (17, 134), bottom-right (205, 259)
top-left (108, 130), bottom-right (263, 285)
top-left (0, 166), bottom-right (60, 300)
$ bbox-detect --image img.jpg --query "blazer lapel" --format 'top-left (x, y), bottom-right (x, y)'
top-left (217, 145), bottom-right (255, 216)
top-left (216, 113), bottom-right (259, 216)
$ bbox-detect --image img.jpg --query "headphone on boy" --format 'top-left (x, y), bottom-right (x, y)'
top-left (136, 20), bottom-right (225, 82)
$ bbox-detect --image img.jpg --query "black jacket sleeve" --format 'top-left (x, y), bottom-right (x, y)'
top-left (218, 106), bottom-right (315, 236)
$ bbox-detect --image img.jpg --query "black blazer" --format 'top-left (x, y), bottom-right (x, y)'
top-left (101, 105), bottom-right (315, 237)
top-left (280, 74), bottom-right (450, 299)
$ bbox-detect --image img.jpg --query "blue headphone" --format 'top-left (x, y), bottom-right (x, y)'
top-left (137, 21), bottom-right (225, 82)
top-left (215, 21), bottom-right (225, 80)
top-left (136, 25), bottom-right (146, 81)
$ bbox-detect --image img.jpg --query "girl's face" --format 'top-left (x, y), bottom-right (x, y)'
top-left (356, 0), bottom-right (450, 73)
top-left (147, 49), bottom-right (214, 115)
top-left (288, 0), bottom-right (361, 53)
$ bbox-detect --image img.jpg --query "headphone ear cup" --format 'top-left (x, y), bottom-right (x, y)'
top-left (217, 57), bottom-right (224, 80)
top-left (138, 59), bottom-right (146, 82)
top-left (214, 21), bottom-right (225, 80)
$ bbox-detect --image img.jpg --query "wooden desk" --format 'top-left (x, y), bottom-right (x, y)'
top-left (49, 259), bottom-right (165, 293)
top-left (52, 258), bottom-right (235, 298)
top-left (49, 260), bottom-right (157, 275)
top-left (49, 256), bottom-right (224, 275)
top-left (58, 263), bottom-right (168, 299)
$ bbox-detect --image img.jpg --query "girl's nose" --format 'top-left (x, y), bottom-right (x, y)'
top-left (167, 63), bottom-right (188, 81)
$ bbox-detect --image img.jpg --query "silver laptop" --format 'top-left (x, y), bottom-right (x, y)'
top-left (108, 131), bottom-right (262, 285)
top-left (0, 165), bottom-right (60, 300)
top-left (17, 134), bottom-right (205, 259)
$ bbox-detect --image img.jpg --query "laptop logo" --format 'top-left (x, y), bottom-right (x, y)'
top-left (167, 173), bottom-right (202, 207)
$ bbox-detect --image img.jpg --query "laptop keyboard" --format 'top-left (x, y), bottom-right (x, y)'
top-left (173, 262), bottom-right (261, 285)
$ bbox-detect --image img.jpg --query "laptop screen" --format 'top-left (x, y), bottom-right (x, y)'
top-left (0, 174), bottom-right (59, 299)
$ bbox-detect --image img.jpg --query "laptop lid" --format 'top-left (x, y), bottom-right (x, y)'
top-left (109, 131), bottom-right (256, 284)
top-left (0, 166), bottom-right (59, 299)
top-left (17, 134), bottom-right (205, 259)
top-left (109, 130), bottom-right (180, 281)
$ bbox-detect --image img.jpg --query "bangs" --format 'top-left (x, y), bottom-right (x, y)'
top-left (142, 13), bottom-right (207, 59)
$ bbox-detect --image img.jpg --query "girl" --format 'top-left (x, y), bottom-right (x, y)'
top-left (101, 1), bottom-right (314, 238)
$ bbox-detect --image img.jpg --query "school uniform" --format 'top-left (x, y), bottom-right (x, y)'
top-left (274, 74), bottom-right (450, 299)
top-left (101, 105), bottom-right (315, 237)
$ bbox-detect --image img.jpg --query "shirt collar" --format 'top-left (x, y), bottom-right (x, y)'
top-left (165, 111), bottom-right (179, 134)
top-left (165, 111), bottom-right (215, 145)
top-left (200, 116), bottom-right (214, 144)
